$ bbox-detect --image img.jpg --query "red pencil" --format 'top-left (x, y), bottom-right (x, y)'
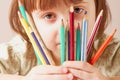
top-left (69, 6), bottom-right (74, 60)
top-left (90, 29), bottom-right (117, 65)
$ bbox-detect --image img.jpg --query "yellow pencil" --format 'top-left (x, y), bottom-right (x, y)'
top-left (18, 11), bottom-right (46, 65)
top-left (26, 12), bottom-right (55, 65)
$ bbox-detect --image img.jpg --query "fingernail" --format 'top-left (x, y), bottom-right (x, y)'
top-left (62, 68), bottom-right (68, 73)
top-left (67, 73), bottom-right (73, 80)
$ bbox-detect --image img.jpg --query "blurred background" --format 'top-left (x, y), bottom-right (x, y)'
top-left (0, 0), bottom-right (120, 43)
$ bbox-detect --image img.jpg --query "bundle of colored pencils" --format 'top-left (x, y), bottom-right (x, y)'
top-left (17, 0), bottom-right (117, 65)
top-left (60, 6), bottom-right (88, 64)
top-left (60, 5), bottom-right (117, 65)
top-left (17, 0), bottom-right (55, 65)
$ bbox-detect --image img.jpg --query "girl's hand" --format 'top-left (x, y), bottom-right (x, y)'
top-left (63, 61), bottom-right (109, 80)
top-left (23, 65), bottom-right (73, 80)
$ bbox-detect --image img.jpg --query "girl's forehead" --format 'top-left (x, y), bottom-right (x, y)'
top-left (62, 0), bottom-right (89, 5)
top-left (47, 0), bottom-right (89, 7)
top-left (27, 0), bottom-right (90, 11)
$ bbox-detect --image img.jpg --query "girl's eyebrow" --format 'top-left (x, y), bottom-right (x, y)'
top-left (72, 0), bottom-right (88, 4)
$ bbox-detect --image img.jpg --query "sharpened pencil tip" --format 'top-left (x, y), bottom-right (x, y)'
top-left (99, 9), bottom-right (103, 16)
top-left (18, 0), bottom-right (22, 6)
top-left (66, 20), bottom-right (69, 30)
top-left (111, 28), bottom-right (117, 36)
top-left (70, 6), bottom-right (74, 12)
top-left (62, 19), bottom-right (63, 22)
top-left (77, 22), bottom-right (80, 29)
top-left (84, 11), bottom-right (87, 15)
top-left (18, 11), bottom-right (22, 18)
top-left (61, 19), bottom-right (64, 26)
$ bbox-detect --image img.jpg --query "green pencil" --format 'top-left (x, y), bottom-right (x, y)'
top-left (18, 0), bottom-right (42, 65)
top-left (18, 0), bottom-right (28, 23)
top-left (60, 19), bottom-right (66, 64)
top-left (76, 23), bottom-right (81, 60)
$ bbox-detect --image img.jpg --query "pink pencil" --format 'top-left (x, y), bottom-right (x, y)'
top-left (90, 29), bottom-right (117, 65)
top-left (87, 10), bottom-right (103, 56)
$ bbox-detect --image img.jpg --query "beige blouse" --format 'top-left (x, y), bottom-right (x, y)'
top-left (0, 34), bottom-right (120, 76)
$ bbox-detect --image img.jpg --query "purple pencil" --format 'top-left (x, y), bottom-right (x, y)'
top-left (29, 27), bottom-right (50, 65)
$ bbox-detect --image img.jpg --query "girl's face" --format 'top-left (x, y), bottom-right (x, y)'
top-left (32, 0), bottom-right (95, 61)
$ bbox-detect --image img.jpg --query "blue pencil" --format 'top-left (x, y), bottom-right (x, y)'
top-left (81, 17), bottom-right (88, 61)
top-left (68, 30), bottom-right (70, 60)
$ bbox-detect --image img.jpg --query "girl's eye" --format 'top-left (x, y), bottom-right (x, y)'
top-left (44, 13), bottom-right (56, 21)
top-left (74, 7), bottom-right (86, 20)
top-left (74, 7), bottom-right (84, 14)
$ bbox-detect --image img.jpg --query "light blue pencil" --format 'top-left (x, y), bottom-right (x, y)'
top-left (81, 17), bottom-right (88, 61)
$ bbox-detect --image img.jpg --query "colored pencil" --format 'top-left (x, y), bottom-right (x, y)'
top-left (18, 0), bottom-right (42, 65)
top-left (60, 19), bottom-right (66, 64)
top-left (81, 16), bottom-right (88, 61)
top-left (18, 11), bottom-right (46, 65)
top-left (87, 10), bottom-right (103, 56)
top-left (65, 21), bottom-right (70, 60)
top-left (22, 11), bottom-right (50, 65)
top-left (20, 12), bottom-right (50, 65)
top-left (26, 12), bottom-right (55, 65)
top-left (76, 23), bottom-right (81, 60)
top-left (65, 21), bottom-right (68, 60)
top-left (29, 27), bottom-right (50, 65)
top-left (90, 29), bottom-right (117, 65)
top-left (69, 6), bottom-right (75, 60)
top-left (68, 30), bottom-right (70, 60)
top-left (18, 0), bottom-right (28, 23)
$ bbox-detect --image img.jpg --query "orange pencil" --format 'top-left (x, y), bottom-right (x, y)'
top-left (90, 29), bottom-right (117, 65)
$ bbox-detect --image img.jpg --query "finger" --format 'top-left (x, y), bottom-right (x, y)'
top-left (68, 68), bottom-right (92, 80)
top-left (30, 73), bottom-right (73, 80)
top-left (63, 61), bottom-right (96, 72)
top-left (31, 65), bottom-right (68, 74)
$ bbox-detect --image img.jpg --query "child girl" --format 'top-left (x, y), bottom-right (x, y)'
top-left (0, 0), bottom-right (120, 80)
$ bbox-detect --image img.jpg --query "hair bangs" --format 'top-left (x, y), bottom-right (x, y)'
top-left (24, 0), bottom-right (59, 12)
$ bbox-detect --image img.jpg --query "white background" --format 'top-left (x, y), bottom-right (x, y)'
top-left (0, 0), bottom-right (120, 43)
